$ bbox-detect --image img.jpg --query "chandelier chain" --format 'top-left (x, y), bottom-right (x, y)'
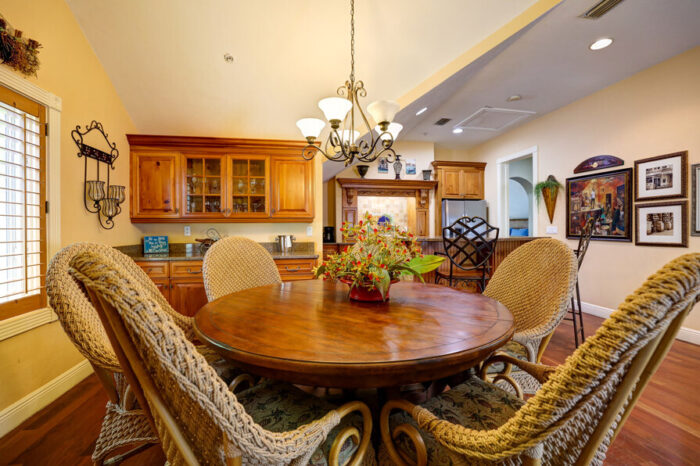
top-left (350, 0), bottom-right (355, 83)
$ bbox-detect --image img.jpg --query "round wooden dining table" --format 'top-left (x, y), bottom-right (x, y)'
top-left (194, 280), bottom-right (514, 389)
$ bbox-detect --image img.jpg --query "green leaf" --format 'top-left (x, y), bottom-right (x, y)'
top-left (313, 264), bottom-right (326, 278)
top-left (375, 266), bottom-right (391, 300)
top-left (405, 255), bottom-right (445, 274)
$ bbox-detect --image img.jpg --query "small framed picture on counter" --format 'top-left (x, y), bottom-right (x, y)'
top-left (635, 201), bottom-right (688, 247)
top-left (143, 235), bottom-right (169, 254)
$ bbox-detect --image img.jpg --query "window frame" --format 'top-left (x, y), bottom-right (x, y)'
top-left (0, 67), bottom-right (61, 322)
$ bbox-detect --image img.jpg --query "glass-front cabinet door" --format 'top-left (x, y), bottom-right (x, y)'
top-left (183, 155), bottom-right (225, 217)
top-left (226, 155), bottom-right (269, 217)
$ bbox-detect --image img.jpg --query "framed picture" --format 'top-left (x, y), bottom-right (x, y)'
top-left (377, 157), bottom-right (388, 173)
top-left (634, 151), bottom-right (687, 201)
top-left (692, 163), bottom-right (700, 236)
top-left (405, 159), bottom-right (416, 175)
top-left (566, 168), bottom-right (632, 242)
top-left (635, 201), bottom-right (688, 247)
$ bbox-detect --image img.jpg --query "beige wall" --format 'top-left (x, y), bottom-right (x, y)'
top-left (462, 46), bottom-right (700, 331)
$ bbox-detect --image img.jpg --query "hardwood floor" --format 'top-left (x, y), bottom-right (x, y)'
top-left (0, 312), bottom-right (698, 465)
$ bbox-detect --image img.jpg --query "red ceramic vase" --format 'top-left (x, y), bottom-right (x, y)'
top-left (340, 278), bottom-right (397, 302)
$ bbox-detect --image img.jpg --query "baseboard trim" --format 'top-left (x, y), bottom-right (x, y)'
top-left (0, 307), bottom-right (57, 342)
top-left (581, 301), bottom-right (700, 346)
top-left (0, 359), bottom-right (93, 438)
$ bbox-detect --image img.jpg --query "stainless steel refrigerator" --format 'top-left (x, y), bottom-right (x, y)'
top-left (441, 199), bottom-right (488, 237)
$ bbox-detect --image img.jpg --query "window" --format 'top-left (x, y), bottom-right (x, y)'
top-left (0, 85), bottom-right (46, 319)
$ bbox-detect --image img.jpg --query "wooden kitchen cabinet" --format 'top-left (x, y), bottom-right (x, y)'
top-left (270, 157), bottom-right (313, 219)
top-left (127, 135), bottom-right (314, 223)
top-left (136, 256), bottom-right (317, 315)
top-left (130, 152), bottom-right (180, 218)
top-left (432, 161), bottom-right (485, 200)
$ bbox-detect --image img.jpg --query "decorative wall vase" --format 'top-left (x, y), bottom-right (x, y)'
top-left (356, 164), bottom-right (369, 178)
top-left (535, 175), bottom-right (562, 224)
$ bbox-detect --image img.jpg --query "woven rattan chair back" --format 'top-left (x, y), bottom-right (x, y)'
top-left (442, 216), bottom-right (499, 271)
top-left (484, 238), bottom-right (577, 360)
top-left (70, 251), bottom-right (364, 466)
top-left (202, 236), bottom-right (281, 301)
top-left (411, 253), bottom-right (699, 465)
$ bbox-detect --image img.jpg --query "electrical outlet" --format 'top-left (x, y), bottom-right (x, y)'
top-left (306, 225), bottom-right (313, 236)
top-left (546, 225), bottom-right (558, 234)
top-left (184, 226), bottom-right (191, 236)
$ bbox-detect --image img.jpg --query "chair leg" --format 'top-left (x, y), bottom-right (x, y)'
top-left (575, 280), bottom-right (585, 345)
top-left (571, 295), bottom-right (579, 348)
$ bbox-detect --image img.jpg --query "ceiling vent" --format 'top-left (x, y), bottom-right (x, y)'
top-left (580, 0), bottom-right (625, 19)
top-left (455, 107), bottom-right (535, 132)
top-left (434, 118), bottom-right (451, 126)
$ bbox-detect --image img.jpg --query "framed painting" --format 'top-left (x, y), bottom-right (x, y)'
top-left (635, 201), bottom-right (688, 247)
top-left (634, 151), bottom-right (687, 201)
top-left (566, 168), bottom-right (633, 242)
top-left (692, 163), bottom-right (700, 237)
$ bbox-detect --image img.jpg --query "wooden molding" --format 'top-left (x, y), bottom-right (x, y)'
top-left (431, 161), bottom-right (487, 169)
top-left (336, 178), bottom-right (438, 190)
top-left (126, 134), bottom-right (308, 151)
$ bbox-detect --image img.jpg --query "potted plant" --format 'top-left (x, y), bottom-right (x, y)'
top-left (534, 175), bottom-right (563, 224)
top-left (314, 213), bottom-right (445, 301)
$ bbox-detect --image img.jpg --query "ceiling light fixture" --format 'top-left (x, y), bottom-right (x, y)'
top-left (295, 0), bottom-right (400, 165)
top-left (589, 37), bottom-right (613, 50)
top-left (506, 95), bottom-right (522, 102)
top-left (416, 107), bottom-right (428, 116)
top-left (452, 128), bottom-right (463, 134)
top-left (223, 53), bottom-right (234, 63)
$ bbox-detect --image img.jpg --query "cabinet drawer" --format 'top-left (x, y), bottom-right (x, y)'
top-left (275, 258), bottom-right (316, 281)
top-left (170, 260), bottom-right (204, 278)
top-left (135, 261), bottom-right (169, 278)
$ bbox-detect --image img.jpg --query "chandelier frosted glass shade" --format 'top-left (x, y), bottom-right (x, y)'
top-left (296, 118), bottom-right (326, 139)
top-left (318, 97), bottom-right (353, 123)
top-left (341, 130), bottom-right (360, 144)
top-left (375, 122), bottom-right (403, 141)
top-left (367, 100), bottom-right (400, 125)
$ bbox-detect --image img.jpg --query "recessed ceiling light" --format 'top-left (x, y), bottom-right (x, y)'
top-left (506, 95), bottom-right (522, 102)
top-left (223, 53), bottom-right (234, 63)
top-left (452, 128), bottom-right (463, 134)
top-left (589, 37), bottom-right (613, 51)
top-left (415, 107), bottom-right (428, 116)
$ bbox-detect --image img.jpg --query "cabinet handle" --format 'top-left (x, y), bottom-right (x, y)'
top-left (225, 208), bottom-right (231, 215)
top-left (186, 268), bottom-right (202, 274)
top-left (170, 283), bottom-right (174, 289)
top-left (284, 266), bottom-right (301, 272)
top-left (174, 208), bottom-right (179, 214)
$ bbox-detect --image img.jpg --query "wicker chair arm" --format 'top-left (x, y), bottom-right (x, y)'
top-left (380, 399), bottom-right (428, 466)
top-left (330, 401), bottom-right (373, 466)
top-left (480, 353), bottom-right (557, 385)
top-left (228, 374), bottom-right (257, 393)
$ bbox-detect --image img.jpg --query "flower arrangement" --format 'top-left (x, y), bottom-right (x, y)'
top-left (314, 213), bottom-right (445, 301)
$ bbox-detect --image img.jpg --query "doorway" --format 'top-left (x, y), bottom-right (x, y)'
top-left (497, 146), bottom-right (538, 237)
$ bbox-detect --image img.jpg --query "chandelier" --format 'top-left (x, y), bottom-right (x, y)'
top-left (296, 0), bottom-right (402, 166)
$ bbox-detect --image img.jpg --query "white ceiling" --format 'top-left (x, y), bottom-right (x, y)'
top-left (65, 0), bottom-right (540, 139)
top-left (399, 0), bottom-right (700, 148)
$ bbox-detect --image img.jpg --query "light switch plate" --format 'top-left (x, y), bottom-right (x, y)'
top-left (546, 225), bottom-right (558, 234)
top-left (184, 226), bottom-right (191, 236)
top-left (306, 225), bottom-right (313, 236)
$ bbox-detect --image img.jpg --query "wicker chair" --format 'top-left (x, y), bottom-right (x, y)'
top-left (69, 250), bottom-right (375, 466)
top-left (46, 243), bottom-right (238, 465)
top-left (202, 236), bottom-right (282, 301)
top-left (480, 238), bottom-right (577, 396)
top-left (380, 253), bottom-right (699, 465)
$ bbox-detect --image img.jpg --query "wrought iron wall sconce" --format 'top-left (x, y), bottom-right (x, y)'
top-left (72, 121), bottom-right (125, 229)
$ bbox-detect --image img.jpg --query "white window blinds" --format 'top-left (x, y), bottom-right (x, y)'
top-left (0, 86), bottom-right (46, 318)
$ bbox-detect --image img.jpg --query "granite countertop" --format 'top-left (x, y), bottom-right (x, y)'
top-left (117, 242), bottom-right (318, 261)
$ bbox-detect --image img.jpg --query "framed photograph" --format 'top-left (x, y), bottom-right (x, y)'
top-left (634, 151), bottom-right (687, 201)
top-left (377, 157), bottom-right (388, 173)
top-left (635, 201), bottom-right (688, 247)
top-left (566, 168), bottom-right (632, 242)
top-left (405, 159), bottom-right (416, 175)
top-left (692, 163), bottom-right (700, 236)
